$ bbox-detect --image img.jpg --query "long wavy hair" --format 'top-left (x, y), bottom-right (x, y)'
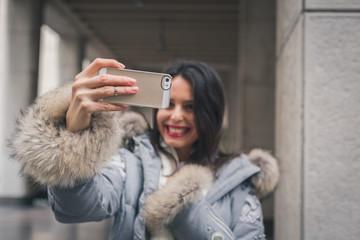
top-left (150, 61), bottom-right (237, 172)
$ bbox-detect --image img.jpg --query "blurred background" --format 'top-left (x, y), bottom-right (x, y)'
top-left (0, 0), bottom-right (359, 239)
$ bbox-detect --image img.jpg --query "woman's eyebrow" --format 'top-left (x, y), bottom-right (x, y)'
top-left (169, 99), bottom-right (193, 103)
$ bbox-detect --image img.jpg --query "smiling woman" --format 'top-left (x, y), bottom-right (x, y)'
top-left (9, 58), bottom-right (279, 240)
top-left (156, 75), bottom-right (198, 162)
top-left (151, 61), bottom-right (227, 170)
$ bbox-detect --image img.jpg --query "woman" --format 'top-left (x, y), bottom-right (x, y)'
top-left (10, 58), bottom-right (279, 240)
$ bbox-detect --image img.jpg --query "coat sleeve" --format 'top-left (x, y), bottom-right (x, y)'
top-left (8, 82), bottom-right (148, 188)
top-left (48, 153), bottom-right (126, 223)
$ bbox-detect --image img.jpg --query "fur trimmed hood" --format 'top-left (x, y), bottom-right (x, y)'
top-left (143, 150), bottom-right (279, 236)
top-left (248, 149), bottom-right (279, 198)
top-left (9, 83), bottom-right (148, 188)
top-left (143, 164), bottom-right (215, 235)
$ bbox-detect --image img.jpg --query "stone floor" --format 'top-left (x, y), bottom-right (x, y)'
top-left (0, 199), bottom-right (112, 240)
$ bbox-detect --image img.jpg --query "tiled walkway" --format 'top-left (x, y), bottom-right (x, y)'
top-left (0, 200), bottom-right (112, 240)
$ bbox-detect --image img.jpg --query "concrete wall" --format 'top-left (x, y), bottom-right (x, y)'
top-left (242, 0), bottom-right (276, 152)
top-left (239, 0), bottom-right (276, 223)
top-left (303, 12), bottom-right (360, 239)
top-left (275, 0), bottom-right (360, 239)
top-left (275, 14), bottom-right (303, 240)
top-left (0, 0), bottom-right (8, 196)
top-left (44, 2), bottom-right (84, 83)
top-left (0, 0), bottom-right (42, 198)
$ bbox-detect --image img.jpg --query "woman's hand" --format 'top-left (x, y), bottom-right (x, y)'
top-left (66, 58), bottom-right (138, 132)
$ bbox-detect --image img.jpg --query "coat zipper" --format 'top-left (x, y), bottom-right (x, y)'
top-left (208, 209), bottom-right (235, 239)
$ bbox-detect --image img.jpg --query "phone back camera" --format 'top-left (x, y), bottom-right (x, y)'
top-left (161, 76), bottom-right (172, 90)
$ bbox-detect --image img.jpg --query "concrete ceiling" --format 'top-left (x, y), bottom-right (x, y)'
top-left (53, 0), bottom-right (239, 66)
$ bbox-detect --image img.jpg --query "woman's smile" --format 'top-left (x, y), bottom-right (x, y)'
top-left (165, 124), bottom-right (191, 138)
top-left (156, 75), bottom-right (198, 161)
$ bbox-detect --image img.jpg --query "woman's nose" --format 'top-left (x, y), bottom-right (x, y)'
top-left (170, 106), bottom-right (184, 121)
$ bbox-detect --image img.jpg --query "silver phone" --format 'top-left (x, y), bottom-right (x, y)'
top-left (100, 67), bottom-right (172, 109)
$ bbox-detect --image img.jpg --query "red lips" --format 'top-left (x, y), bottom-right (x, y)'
top-left (165, 124), bottom-right (191, 138)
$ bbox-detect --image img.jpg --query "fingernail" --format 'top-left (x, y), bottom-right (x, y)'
top-left (117, 62), bottom-right (125, 69)
top-left (131, 87), bottom-right (138, 93)
top-left (128, 78), bottom-right (136, 84)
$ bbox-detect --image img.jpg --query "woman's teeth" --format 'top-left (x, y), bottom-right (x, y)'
top-left (168, 127), bottom-right (188, 134)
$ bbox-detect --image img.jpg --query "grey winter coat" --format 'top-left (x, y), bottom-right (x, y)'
top-left (9, 83), bottom-right (279, 240)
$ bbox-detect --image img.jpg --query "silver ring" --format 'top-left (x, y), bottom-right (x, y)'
top-left (114, 87), bottom-right (118, 96)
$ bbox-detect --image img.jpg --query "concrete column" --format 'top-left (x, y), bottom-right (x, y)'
top-left (232, 0), bottom-right (276, 153)
top-left (238, 0), bottom-right (276, 230)
top-left (275, 0), bottom-right (360, 239)
top-left (58, 35), bottom-right (84, 83)
top-left (242, 0), bottom-right (276, 151)
top-left (0, 0), bottom-right (8, 197)
top-left (0, 0), bottom-right (43, 198)
top-left (43, 2), bottom-right (84, 84)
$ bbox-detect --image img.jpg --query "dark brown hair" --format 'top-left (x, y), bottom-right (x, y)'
top-left (151, 61), bottom-right (237, 172)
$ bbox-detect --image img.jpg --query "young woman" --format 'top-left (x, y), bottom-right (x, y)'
top-left (10, 58), bottom-right (279, 240)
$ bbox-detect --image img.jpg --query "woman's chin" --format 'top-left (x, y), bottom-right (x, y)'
top-left (163, 138), bottom-right (186, 149)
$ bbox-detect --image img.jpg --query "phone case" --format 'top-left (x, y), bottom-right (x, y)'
top-left (100, 67), bottom-right (172, 109)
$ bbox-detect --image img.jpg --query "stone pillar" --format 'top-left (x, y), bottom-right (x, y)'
top-left (275, 0), bottom-right (360, 239)
top-left (43, 2), bottom-right (84, 84)
top-left (58, 36), bottom-right (84, 83)
top-left (238, 0), bottom-right (276, 231)
top-left (0, 0), bottom-right (43, 198)
top-left (241, 0), bottom-right (276, 151)
top-left (0, 0), bottom-right (8, 197)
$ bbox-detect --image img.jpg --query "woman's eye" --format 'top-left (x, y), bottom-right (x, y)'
top-left (184, 104), bottom-right (194, 111)
top-left (168, 102), bottom-right (175, 109)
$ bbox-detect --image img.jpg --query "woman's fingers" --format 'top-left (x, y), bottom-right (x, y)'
top-left (81, 100), bottom-right (129, 114)
top-left (75, 73), bottom-right (136, 89)
top-left (67, 58), bottom-right (131, 132)
top-left (71, 85), bottom-right (138, 105)
top-left (90, 85), bottom-right (139, 101)
top-left (76, 58), bottom-right (125, 80)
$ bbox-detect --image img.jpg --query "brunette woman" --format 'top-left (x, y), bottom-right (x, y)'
top-left (10, 58), bottom-right (279, 240)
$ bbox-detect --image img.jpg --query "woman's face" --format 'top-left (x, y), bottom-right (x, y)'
top-left (156, 75), bottom-right (198, 157)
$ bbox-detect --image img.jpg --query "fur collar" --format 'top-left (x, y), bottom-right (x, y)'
top-left (248, 149), bottom-right (279, 198)
top-left (143, 164), bottom-right (215, 236)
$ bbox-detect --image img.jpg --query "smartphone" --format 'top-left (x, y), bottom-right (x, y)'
top-left (100, 67), bottom-right (172, 109)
